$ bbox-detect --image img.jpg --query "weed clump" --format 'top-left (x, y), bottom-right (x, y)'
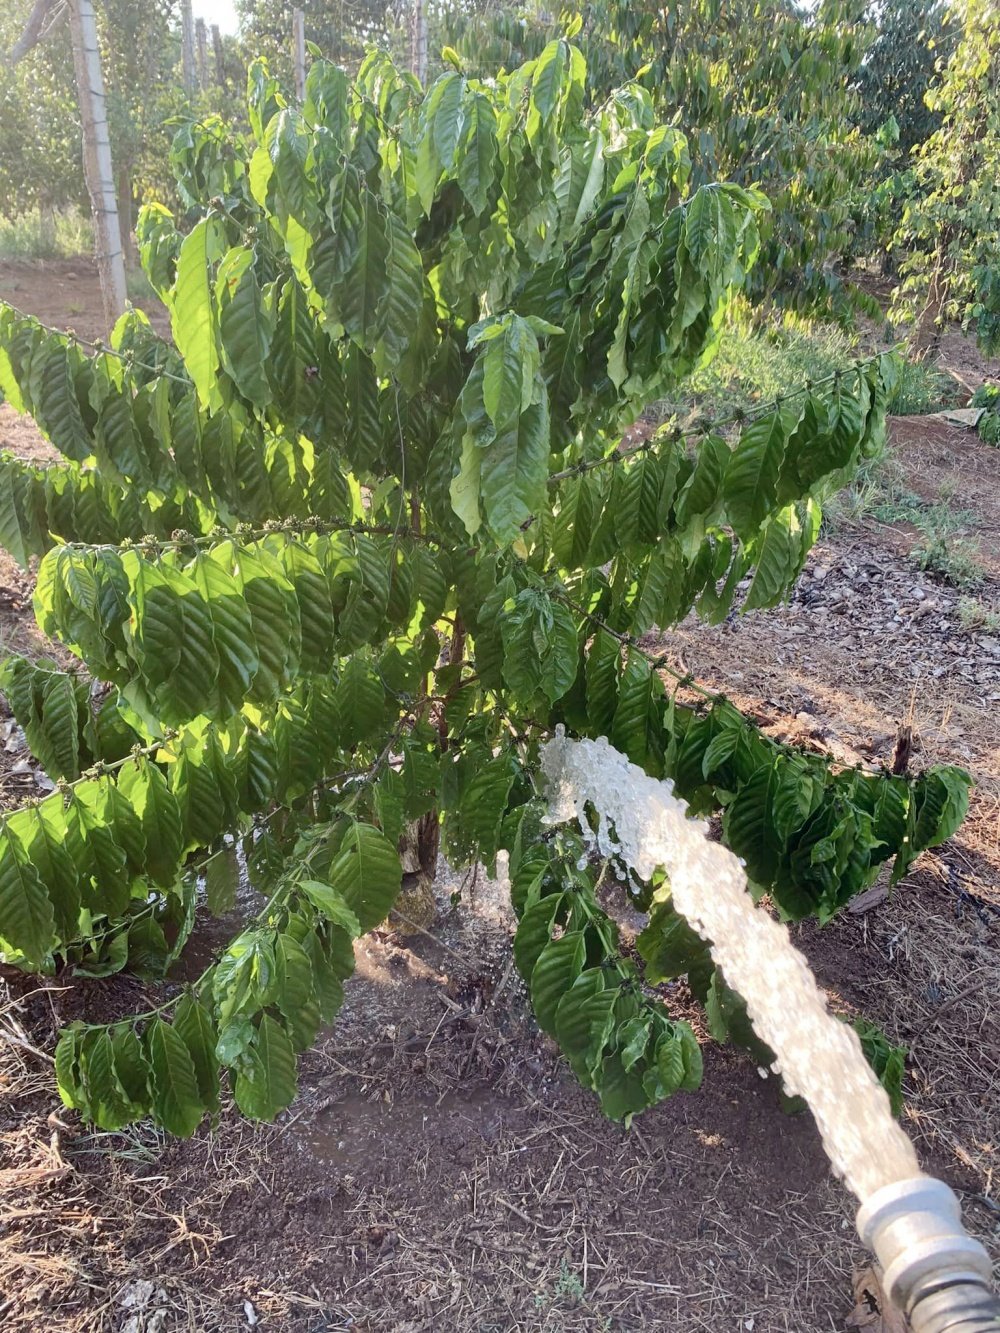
top-left (971, 383), bottom-right (1000, 446)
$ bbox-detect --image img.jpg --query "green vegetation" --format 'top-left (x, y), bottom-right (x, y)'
top-left (533, 1260), bottom-right (589, 1314)
top-left (823, 449), bottom-right (982, 551)
top-left (875, 487), bottom-right (989, 590)
top-left (664, 306), bottom-right (859, 422)
top-left (971, 383), bottom-right (1000, 446)
top-left (912, 532), bottom-right (986, 589)
top-left (235, 0), bottom-right (406, 81)
top-left (0, 44), bottom-right (968, 1135)
top-left (853, 1020), bottom-right (907, 1118)
top-left (884, 357), bottom-right (960, 415)
top-left (0, 0), bottom-right (242, 255)
top-left (447, 0), bottom-right (875, 320)
top-left (662, 304), bottom-right (956, 426)
top-left (890, 0), bottom-right (1000, 354)
top-left (123, 266), bottom-right (160, 307)
top-left (957, 596), bottom-right (1000, 634)
top-left (0, 209), bottom-right (93, 261)
top-left (853, 0), bottom-right (957, 158)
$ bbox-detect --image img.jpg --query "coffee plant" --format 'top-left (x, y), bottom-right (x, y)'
top-left (0, 43), bottom-right (969, 1133)
top-left (971, 384), bottom-right (1000, 447)
top-left (443, 0), bottom-right (876, 320)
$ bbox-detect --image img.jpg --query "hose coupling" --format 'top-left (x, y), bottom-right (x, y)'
top-left (857, 1177), bottom-right (998, 1332)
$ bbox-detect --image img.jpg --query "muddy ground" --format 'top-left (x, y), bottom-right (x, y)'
top-left (0, 258), bottom-right (998, 1333)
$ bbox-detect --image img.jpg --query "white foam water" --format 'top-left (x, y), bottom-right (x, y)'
top-left (540, 731), bottom-right (920, 1202)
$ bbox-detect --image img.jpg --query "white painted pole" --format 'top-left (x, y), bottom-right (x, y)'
top-left (68, 0), bottom-right (127, 332)
top-left (411, 0), bottom-right (427, 84)
top-left (292, 8), bottom-right (306, 102)
top-left (180, 0), bottom-right (196, 93)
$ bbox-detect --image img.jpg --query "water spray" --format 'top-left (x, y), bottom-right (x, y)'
top-left (539, 732), bottom-right (999, 1333)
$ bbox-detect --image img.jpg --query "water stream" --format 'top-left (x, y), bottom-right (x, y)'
top-left (540, 731), bottom-right (921, 1205)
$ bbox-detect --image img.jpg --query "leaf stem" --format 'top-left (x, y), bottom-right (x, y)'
top-left (56, 517), bottom-right (441, 557)
top-left (0, 298), bottom-right (192, 386)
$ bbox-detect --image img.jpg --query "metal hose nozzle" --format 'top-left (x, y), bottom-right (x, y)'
top-left (857, 1178), bottom-right (999, 1333)
top-left (907, 1283), bottom-right (1000, 1333)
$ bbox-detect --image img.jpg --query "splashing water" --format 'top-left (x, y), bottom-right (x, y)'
top-left (540, 732), bottom-right (920, 1203)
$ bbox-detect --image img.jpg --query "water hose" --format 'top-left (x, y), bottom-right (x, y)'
top-left (857, 1178), bottom-right (1000, 1331)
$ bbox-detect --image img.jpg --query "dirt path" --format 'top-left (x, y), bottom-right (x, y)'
top-left (0, 261), bottom-right (998, 1333)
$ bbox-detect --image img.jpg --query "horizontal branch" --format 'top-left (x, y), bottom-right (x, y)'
top-left (546, 343), bottom-right (902, 487)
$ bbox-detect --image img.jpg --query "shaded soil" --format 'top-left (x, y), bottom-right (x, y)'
top-left (1, 261), bottom-right (999, 1333)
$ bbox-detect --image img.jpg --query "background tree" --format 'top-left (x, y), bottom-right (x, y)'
top-left (233, 0), bottom-right (498, 84)
top-left (234, 0), bottom-right (402, 80)
top-left (1, 0), bottom-right (242, 259)
top-left (890, 0), bottom-right (1000, 354)
top-left (0, 43), bottom-right (966, 1132)
top-left (853, 0), bottom-right (957, 158)
top-left (0, 0), bottom-right (86, 235)
top-left (445, 0), bottom-right (877, 319)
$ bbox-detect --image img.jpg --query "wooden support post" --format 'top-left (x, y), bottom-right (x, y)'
top-left (211, 22), bottom-right (225, 87)
top-left (180, 0), bottom-right (196, 93)
top-left (195, 16), bottom-right (208, 91)
top-left (68, 0), bottom-right (126, 332)
top-left (292, 8), bottom-right (306, 102)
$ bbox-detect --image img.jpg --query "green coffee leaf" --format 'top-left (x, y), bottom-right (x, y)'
top-left (328, 823), bottom-right (402, 932)
top-left (173, 994), bottom-right (221, 1116)
top-left (531, 930), bottom-right (586, 1037)
top-left (233, 1013), bottom-right (298, 1121)
top-left (145, 1017), bottom-right (205, 1138)
top-left (205, 843), bottom-right (240, 916)
top-left (0, 824), bottom-right (55, 968)
top-left (298, 880), bottom-right (362, 935)
top-left (169, 218), bottom-right (222, 410)
top-left (118, 760), bottom-right (183, 889)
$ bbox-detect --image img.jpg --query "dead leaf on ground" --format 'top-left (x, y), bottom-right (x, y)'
top-left (846, 1266), bottom-right (907, 1332)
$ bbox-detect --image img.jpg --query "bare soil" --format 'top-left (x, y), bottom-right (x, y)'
top-left (0, 258), bottom-right (170, 344)
top-left (1, 259), bottom-right (998, 1333)
top-left (0, 257), bottom-right (168, 678)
